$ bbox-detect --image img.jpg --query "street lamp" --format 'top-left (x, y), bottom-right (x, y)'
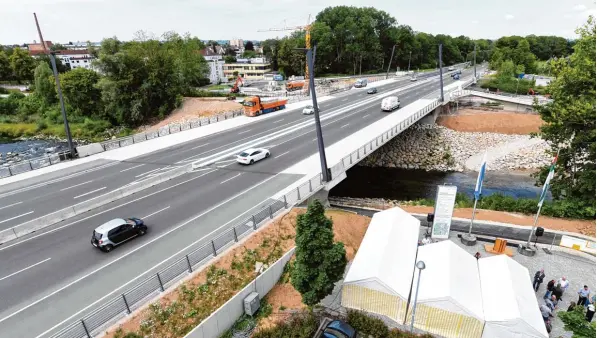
top-left (385, 44), bottom-right (398, 79)
top-left (438, 44), bottom-right (444, 102)
top-left (410, 260), bottom-right (426, 333)
top-left (407, 51), bottom-right (412, 72)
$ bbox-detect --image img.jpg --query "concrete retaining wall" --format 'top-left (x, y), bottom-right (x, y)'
top-left (76, 143), bottom-right (105, 157)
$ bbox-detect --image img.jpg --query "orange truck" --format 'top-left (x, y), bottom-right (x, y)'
top-left (242, 96), bottom-right (289, 117)
top-left (286, 81), bottom-right (304, 91)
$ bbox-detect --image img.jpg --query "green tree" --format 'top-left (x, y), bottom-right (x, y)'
top-left (0, 51), bottom-right (10, 80)
top-left (9, 48), bottom-right (36, 82)
top-left (261, 39), bottom-right (280, 69)
top-left (59, 67), bottom-right (101, 117)
top-left (33, 62), bottom-right (56, 105)
top-left (291, 200), bottom-right (347, 306)
top-left (36, 54), bottom-right (69, 73)
top-left (242, 50), bottom-right (257, 59)
top-left (534, 16), bottom-right (596, 213)
top-left (224, 55), bottom-right (236, 63)
top-left (559, 305), bottom-right (596, 338)
top-left (244, 41), bottom-right (254, 51)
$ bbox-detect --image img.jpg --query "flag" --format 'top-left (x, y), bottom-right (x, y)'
top-left (538, 154), bottom-right (558, 208)
top-left (474, 151), bottom-right (487, 200)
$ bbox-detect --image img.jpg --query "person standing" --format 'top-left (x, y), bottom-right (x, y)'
top-left (553, 283), bottom-right (564, 304)
top-left (546, 295), bottom-right (557, 312)
top-left (558, 276), bottom-right (570, 294)
top-left (567, 301), bottom-right (577, 312)
top-left (578, 285), bottom-right (591, 306)
top-left (533, 269), bottom-right (546, 292)
top-left (544, 279), bottom-right (556, 300)
top-left (540, 304), bottom-right (552, 323)
top-left (587, 302), bottom-right (595, 322)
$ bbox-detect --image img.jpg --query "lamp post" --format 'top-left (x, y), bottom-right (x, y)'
top-left (438, 44), bottom-right (444, 102)
top-left (410, 260), bottom-right (426, 333)
top-left (407, 51), bottom-right (412, 72)
top-left (386, 44), bottom-right (398, 79)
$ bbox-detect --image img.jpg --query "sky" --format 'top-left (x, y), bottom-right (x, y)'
top-left (0, 0), bottom-right (594, 45)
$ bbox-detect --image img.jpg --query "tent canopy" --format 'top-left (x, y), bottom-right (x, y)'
top-left (344, 207), bottom-right (420, 298)
top-left (478, 255), bottom-right (548, 338)
top-left (411, 240), bottom-right (485, 321)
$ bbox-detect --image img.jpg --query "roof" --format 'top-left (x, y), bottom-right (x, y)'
top-left (55, 49), bottom-right (91, 55)
top-left (479, 255), bottom-right (548, 338)
top-left (411, 240), bottom-right (485, 321)
top-left (28, 41), bottom-right (53, 55)
top-left (95, 218), bottom-right (126, 233)
top-left (344, 207), bottom-right (420, 298)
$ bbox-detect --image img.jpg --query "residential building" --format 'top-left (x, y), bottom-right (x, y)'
top-left (200, 49), bottom-right (227, 84)
top-left (223, 57), bottom-right (271, 80)
top-left (27, 41), bottom-right (53, 55)
top-left (229, 39), bottom-right (244, 48)
top-left (27, 40), bottom-right (97, 70)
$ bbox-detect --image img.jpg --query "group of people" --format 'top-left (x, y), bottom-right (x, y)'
top-left (534, 269), bottom-right (595, 334)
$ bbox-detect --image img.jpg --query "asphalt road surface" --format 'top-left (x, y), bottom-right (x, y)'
top-left (0, 66), bottom-right (481, 338)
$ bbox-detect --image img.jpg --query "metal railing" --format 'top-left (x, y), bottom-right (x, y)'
top-left (0, 150), bottom-right (70, 179)
top-left (49, 172), bottom-right (324, 338)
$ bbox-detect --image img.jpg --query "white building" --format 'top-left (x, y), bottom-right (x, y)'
top-left (201, 49), bottom-right (227, 84)
top-left (229, 39), bottom-right (244, 48)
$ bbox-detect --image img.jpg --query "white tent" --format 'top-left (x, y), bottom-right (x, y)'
top-left (408, 240), bottom-right (485, 338)
top-left (478, 255), bottom-right (548, 338)
top-left (342, 207), bottom-right (420, 324)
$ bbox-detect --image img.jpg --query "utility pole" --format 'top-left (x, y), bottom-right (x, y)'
top-left (407, 51), bottom-right (412, 72)
top-left (33, 13), bottom-right (75, 158)
top-left (438, 44), bottom-right (444, 102)
top-left (473, 44), bottom-right (477, 79)
top-left (386, 45), bottom-right (397, 79)
top-left (305, 45), bottom-right (331, 182)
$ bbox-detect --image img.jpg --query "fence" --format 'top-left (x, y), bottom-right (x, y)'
top-left (49, 172), bottom-right (324, 338)
top-left (0, 150), bottom-right (70, 179)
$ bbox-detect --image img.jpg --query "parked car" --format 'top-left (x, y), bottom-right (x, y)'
top-left (366, 87), bottom-right (378, 94)
top-left (315, 318), bottom-right (357, 338)
top-left (236, 148), bottom-right (270, 165)
top-left (303, 105), bottom-right (316, 115)
top-left (91, 218), bottom-right (146, 252)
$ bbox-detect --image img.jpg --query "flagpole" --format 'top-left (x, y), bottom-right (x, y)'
top-left (527, 203), bottom-right (543, 247)
top-left (468, 198), bottom-right (479, 235)
top-left (462, 151), bottom-right (486, 246)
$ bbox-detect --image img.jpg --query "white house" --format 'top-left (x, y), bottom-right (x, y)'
top-left (201, 49), bottom-right (227, 84)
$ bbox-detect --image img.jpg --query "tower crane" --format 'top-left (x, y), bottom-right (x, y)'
top-left (258, 15), bottom-right (312, 94)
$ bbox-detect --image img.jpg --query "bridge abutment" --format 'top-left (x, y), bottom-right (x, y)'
top-left (300, 171), bottom-right (347, 208)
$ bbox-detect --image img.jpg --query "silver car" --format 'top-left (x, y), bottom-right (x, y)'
top-left (91, 218), bottom-right (147, 252)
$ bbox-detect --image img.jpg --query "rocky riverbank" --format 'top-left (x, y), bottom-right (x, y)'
top-left (359, 124), bottom-right (551, 172)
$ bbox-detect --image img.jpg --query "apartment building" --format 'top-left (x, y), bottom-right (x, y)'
top-left (223, 57), bottom-right (271, 80)
top-left (201, 49), bottom-right (227, 84)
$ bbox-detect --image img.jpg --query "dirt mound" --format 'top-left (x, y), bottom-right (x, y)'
top-left (438, 109), bottom-right (544, 135)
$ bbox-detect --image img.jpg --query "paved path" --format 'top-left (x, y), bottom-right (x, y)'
top-left (465, 137), bottom-right (545, 171)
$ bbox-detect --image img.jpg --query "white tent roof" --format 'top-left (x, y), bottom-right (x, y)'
top-left (411, 240), bottom-right (485, 321)
top-left (478, 255), bottom-right (548, 338)
top-left (344, 207), bottom-right (420, 297)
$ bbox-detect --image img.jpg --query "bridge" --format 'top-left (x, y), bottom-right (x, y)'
top-left (0, 65), bottom-right (481, 338)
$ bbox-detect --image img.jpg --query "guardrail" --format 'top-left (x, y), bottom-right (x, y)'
top-left (0, 150), bottom-right (71, 179)
top-left (48, 172), bottom-right (324, 338)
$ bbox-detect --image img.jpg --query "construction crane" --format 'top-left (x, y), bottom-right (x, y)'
top-left (258, 15), bottom-right (312, 94)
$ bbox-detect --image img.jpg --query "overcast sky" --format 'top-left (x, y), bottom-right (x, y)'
top-left (1, 0), bottom-right (594, 45)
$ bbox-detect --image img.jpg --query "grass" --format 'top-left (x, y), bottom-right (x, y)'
top-left (205, 84), bottom-right (231, 90)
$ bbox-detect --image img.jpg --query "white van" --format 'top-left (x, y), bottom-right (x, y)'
top-left (354, 78), bottom-right (368, 88)
top-left (381, 96), bottom-right (400, 112)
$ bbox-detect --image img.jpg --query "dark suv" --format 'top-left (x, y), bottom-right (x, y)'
top-left (91, 218), bottom-right (147, 252)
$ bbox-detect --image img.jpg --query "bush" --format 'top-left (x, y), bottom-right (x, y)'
top-left (347, 310), bottom-right (389, 338)
top-left (251, 311), bottom-right (318, 338)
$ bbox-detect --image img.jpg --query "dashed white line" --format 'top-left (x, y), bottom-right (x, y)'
top-left (0, 201), bottom-right (23, 210)
top-left (191, 143), bottom-right (210, 150)
top-left (220, 173), bottom-right (242, 184)
top-left (362, 114), bottom-right (370, 119)
top-left (119, 164), bottom-right (145, 173)
top-left (141, 206), bottom-right (170, 219)
top-left (238, 129), bottom-right (252, 135)
top-left (73, 187), bottom-right (106, 199)
top-left (273, 150), bottom-right (290, 158)
top-left (0, 211), bottom-right (34, 224)
top-left (341, 123), bottom-right (350, 129)
top-left (312, 137), bottom-right (318, 142)
top-left (342, 98), bottom-right (348, 102)
top-left (272, 119), bottom-right (285, 124)
top-left (0, 258), bottom-right (51, 282)
top-left (59, 180), bottom-right (94, 191)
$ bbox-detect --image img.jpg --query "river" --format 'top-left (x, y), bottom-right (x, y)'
top-left (329, 166), bottom-right (551, 201)
top-left (0, 139), bottom-right (74, 165)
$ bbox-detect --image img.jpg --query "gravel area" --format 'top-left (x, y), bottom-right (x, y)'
top-left (322, 227), bottom-right (596, 338)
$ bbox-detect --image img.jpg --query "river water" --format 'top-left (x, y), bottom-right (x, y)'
top-left (330, 166), bottom-right (551, 201)
top-left (0, 139), bottom-right (73, 165)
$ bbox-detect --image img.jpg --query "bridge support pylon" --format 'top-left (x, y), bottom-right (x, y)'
top-left (300, 171), bottom-right (347, 208)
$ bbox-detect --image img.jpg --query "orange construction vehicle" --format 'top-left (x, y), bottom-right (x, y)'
top-left (286, 81), bottom-right (304, 91)
top-left (242, 96), bottom-right (288, 117)
top-left (231, 76), bottom-right (244, 93)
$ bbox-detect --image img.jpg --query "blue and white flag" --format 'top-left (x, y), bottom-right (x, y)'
top-left (474, 151), bottom-right (487, 200)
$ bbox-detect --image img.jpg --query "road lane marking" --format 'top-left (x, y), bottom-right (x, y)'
top-left (273, 151), bottom-right (290, 158)
top-left (342, 98), bottom-right (348, 102)
top-left (59, 180), bottom-right (94, 191)
top-left (141, 206), bottom-right (170, 220)
top-left (312, 137), bottom-right (318, 142)
top-left (214, 159), bottom-right (236, 165)
top-left (134, 167), bottom-right (163, 178)
top-left (0, 211), bottom-right (34, 225)
top-left (0, 201), bottom-right (22, 210)
top-left (73, 187), bottom-right (106, 199)
top-left (220, 173), bottom-right (242, 184)
top-left (340, 123), bottom-right (350, 129)
top-left (272, 119), bottom-right (285, 124)
top-left (0, 258), bottom-right (51, 282)
top-left (238, 129), bottom-right (252, 135)
top-left (22, 173), bottom-right (282, 335)
top-left (119, 164), bottom-right (145, 173)
top-left (0, 169), bottom-right (220, 252)
top-left (362, 114), bottom-right (370, 118)
top-left (190, 143), bottom-right (210, 150)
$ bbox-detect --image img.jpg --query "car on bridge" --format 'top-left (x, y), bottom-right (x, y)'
top-left (366, 87), bottom-right (378, 94)
top-left (91, 218), bottom-right (147, 252)
top-left (236, 148), bottom-right (270, 165)
top-left (303, 105), bottom-right (316, 115)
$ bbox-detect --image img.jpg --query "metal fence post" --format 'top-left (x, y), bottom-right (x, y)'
top-left (8, 167), bottom-right (12, 176)
top-left (29, 161), bottom-right (33, 170)
top-left (309, 180), bottom-right (313, 192)
top-left (297, 186), bottom-right (301, 200)
top-left (283, 195), bottom-right (288, 208)
top-left (211, 240), bottom-right (217, 256)
top-left (252, 215), bottom-right (257, 230)
top-left (122, 294), bottom-right (131, 314)
top-left (269, 205), bottom-right (273, 219)
top-left (188, 121), bottom-right (192, 130)
top-left (233, 228), bottom-right (238, 242)
top-left (81, 319), bottom-right (91, 338)
top-left (185, 255), bottom-right (193, 272)
top-left (156, 273), bottom-right (164, 291)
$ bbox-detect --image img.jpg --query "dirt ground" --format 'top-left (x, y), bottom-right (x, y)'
top-left (437, 109), bottom-right (544, 135)
top-left (142, 98), bottom-right (242, 132)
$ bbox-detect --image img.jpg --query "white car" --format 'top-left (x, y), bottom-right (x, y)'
top-left (236, 148), bottom-right (270, 165)
top-left (303, 105), bottom-right (315, 115)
